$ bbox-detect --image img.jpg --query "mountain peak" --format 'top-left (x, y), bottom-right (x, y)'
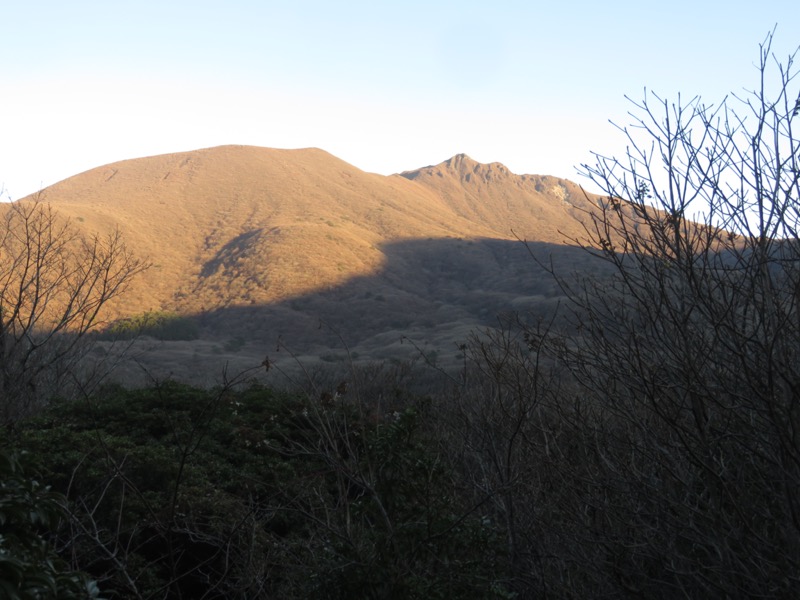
top-left (401, 154), bottom-right (514, 185)
top-left (445, 153), bottom-right (479, 168)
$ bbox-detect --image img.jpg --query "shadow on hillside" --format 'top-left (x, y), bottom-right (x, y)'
top-left (102, 237), bottom-right (603, 385)
top-left (213, 238), bottom-right (591, 345)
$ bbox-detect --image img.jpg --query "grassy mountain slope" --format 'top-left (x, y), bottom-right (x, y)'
top-left (11, 145), bottom-right (600, 380)
top-left (400, 153), bottom-right (595, 243)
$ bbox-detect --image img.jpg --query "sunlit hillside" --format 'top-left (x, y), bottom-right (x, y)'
top-left (10, 145), bottom-right (603, 381)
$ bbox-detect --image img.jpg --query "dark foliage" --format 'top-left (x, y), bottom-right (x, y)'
top-left (13, 380), bottom-right (508, 599)
top-left (0, 448), bottom-right (101, 599)
top-left (98, 310), bottom-right (199, 341)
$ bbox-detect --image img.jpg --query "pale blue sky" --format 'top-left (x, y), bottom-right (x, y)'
top-left (2, 1), bottom-right (798, 199)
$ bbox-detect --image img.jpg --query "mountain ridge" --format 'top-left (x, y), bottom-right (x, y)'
top-left (8, 145), bottom-right (600, 378)
top-left (17, 145), bottom-right (595, 315)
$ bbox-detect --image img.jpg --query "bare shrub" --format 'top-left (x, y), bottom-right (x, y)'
top-left (452, 32), bottom-right (800, 597)
top-left (0, 197), bottom-right (148, 423)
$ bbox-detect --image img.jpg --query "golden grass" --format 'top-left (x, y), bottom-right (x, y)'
top-left (10, 145), bottom-right (603, 378)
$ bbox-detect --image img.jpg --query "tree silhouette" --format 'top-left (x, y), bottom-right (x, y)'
top-left (0, 197), bottom-right (148, 423)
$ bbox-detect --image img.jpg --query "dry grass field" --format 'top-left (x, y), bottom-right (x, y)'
top-left (10, 145), bottom-right (603, 383)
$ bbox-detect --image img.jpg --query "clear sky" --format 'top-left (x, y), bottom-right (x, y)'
top-left (2, 1), bottom-right (798, 200)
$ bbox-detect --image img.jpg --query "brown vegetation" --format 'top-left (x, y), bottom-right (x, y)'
top-left (19, 146), bottom-right (603, 379)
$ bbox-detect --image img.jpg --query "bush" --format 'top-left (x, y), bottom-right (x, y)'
top-left (0, 448), bottom-right (101, 599)
top-left (15, 379), bottom-right (508, 598)
top-left (100, 310), bottom-right (199, 341)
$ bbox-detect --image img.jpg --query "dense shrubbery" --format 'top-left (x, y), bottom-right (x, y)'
top-left (0, 449), bottom-right (101, 599)
top-left (100, 310), bottom-right (199, 341)
top-left (11, 380), bottom-right (508, 599)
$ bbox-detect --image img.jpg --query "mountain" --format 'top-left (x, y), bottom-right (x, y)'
top-left (13, 145), bottom-right (601, 381)
top-left (400, 153), bottom-right (594, 242)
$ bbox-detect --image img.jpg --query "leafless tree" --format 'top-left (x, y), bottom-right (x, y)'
top-left (537, 31), bottom-right (800, 596)
top-left (451, 31), bottom-right (800, 597)
top-left (0, 197), bottom-right (148, 424)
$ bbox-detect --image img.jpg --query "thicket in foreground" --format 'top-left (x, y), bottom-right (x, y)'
top-left (14, 377), bottom-right (508, 599)
top-left (453, 31), bottom-right (800, 596)
top-left (0, 448), bottom-right (101, 599)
